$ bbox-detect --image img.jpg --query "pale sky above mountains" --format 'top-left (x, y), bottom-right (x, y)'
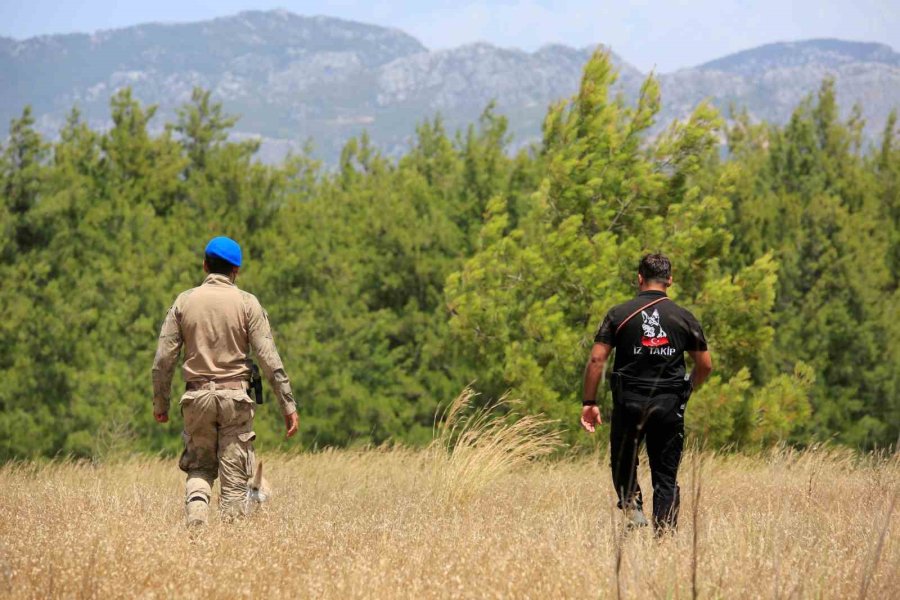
top-left (1, 0), bottom-right (897, 72)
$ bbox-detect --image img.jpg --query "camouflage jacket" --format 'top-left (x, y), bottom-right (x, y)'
top-left (152, 274), bottom-right (297, 416)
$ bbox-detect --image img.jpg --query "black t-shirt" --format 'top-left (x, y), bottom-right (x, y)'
top-left (594, 290), bottom-right (707, 395)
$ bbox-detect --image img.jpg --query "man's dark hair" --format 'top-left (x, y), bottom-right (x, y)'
top-left (205, 253), bottom-right (237, 275)
top-left (638, 253), bottom-right (672, 283)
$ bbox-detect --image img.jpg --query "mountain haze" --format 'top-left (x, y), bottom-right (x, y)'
top-left (661, 39), bottom-right (900, 135)
top-left (2, 10), bottom-right (899, 161)
top-left (699, 39), bottom-right (900, 75)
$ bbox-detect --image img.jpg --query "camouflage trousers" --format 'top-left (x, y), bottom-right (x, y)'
top-left (179, 387), bottom-right (256, 519)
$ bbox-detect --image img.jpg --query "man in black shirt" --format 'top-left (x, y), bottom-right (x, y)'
top-left (581, 253), bottom-right (712, 532)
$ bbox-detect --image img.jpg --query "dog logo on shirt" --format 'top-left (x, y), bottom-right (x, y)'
top-left (640, 308), bottom-right (670, 347)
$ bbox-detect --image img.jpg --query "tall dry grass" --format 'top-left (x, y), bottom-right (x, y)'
top-left (0, 424), bottom-right (897, 598)
top-left (429, 387), bottom-right (561, 503)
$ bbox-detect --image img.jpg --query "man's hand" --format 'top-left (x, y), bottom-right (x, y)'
top-left (687, 350), bottom-right (713, 390)
top-left (154, 411), bottom-right (169, 424)
top-left (580, 405), bottom-right (602, 433)
top-left (284, 412), bottom-right (299, 438)
top-left (581, 343), bottom-right (610, 432)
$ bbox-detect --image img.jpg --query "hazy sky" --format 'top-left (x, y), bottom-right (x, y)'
top-left (1, 0), bottom-right (897, 72)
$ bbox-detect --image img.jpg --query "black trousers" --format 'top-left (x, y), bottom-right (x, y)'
top-left (609, 390), bottom-right (686, 530)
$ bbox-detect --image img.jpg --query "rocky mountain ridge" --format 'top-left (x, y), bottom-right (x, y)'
top-left (2, 10), bottom-right (899, 162)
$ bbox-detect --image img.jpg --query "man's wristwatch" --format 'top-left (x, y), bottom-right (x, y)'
top-left (582, 399), bottom-right (597, 406)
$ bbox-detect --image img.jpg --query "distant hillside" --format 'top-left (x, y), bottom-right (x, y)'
top-left (2, 11), bottom-right (899, 162)
top-left (658, 39), bottom-right (900, 134)
top-left (699, 39), bottom-right (900, 75)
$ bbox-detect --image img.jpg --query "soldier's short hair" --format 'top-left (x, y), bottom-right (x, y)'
top-left (638, 253), bottom-right (672, 283)
top-left (205, 253), bottom-right (237, 275)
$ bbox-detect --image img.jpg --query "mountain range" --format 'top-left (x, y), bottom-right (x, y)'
top-left (2, 9), bottom-right (899, 162)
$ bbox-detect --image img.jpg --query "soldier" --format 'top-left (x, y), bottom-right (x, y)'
top-left (152, 236), bottom-right (299, 527)
top-left (580, 253), bottom-right (712, 533)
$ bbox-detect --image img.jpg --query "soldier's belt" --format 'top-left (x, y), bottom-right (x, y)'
top-left (186, 380), bottom-right (249, 392)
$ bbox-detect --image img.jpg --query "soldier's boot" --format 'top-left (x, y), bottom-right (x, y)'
top-left (185, 498), bottom-right (209, 528)
top-left (185, 475), bottom-right (213, 528)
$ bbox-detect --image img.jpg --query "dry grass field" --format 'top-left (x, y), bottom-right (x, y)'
top-left (0, 396), bottom-right (897, 599)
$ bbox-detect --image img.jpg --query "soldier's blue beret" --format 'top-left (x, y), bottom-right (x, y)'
top-left (205, 236), bottom-right (242, 267)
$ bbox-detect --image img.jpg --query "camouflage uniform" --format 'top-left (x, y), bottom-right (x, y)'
top-left (152, 273), bottom-right (296, 523)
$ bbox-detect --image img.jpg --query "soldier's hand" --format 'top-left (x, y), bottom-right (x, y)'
top-left (154, 411), bottom-right (169, 424)
top-left (580, 405), bottom-right (602, 433)
top-left (284, 412), bottom-right (299, 438)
